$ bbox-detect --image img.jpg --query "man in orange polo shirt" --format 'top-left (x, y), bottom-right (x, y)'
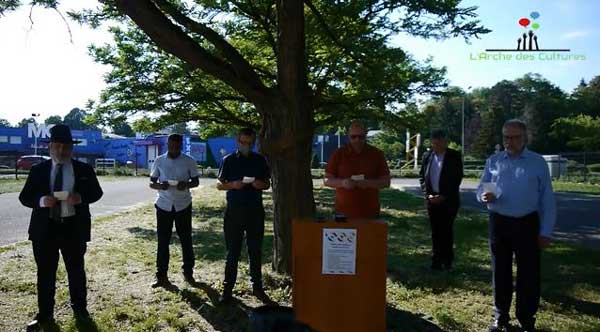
top-left (324, 120), bottom-right (391, 219)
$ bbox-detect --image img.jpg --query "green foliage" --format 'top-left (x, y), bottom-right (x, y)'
top-left (422, 73), bottom-right (590, 158)
top-left (16, 117), bottom-right (36, 128)
top-left (570, 76), bottom-right (600, 118)
top-left (63, 107), bottom-right (98, 130)
top-left (111, 121), bottom-right (135, 137)
top-left (169, 122), bottom-right (190, 135)
top-left (447, 141), bottom-right (462, 152)
top-left (0, 118), bottom-right (11, 127)
top-left (551, 115), bottom-right (600, 151)
top-left (588, 163), bottom-right (600, 173)
top-left (69, 1), bottom-right (490, 133)
top-left (369, 130), bottom-right (405, 161)
top-left (44, 115), bottom-right (63, 125)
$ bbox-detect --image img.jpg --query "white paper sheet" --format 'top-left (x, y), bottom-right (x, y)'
top-left (322, 228), bottom-right (357, 275)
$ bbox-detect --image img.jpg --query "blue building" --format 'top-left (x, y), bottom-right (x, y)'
top-left (0, 124), bottom-right (104, 164)
top-left (0, 124), bottom-right (209, 169)
top-left (1, 124), bottom-right (350, 169)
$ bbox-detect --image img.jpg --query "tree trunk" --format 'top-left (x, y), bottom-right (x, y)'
top-left (257, 0), bottom-right (314, 273)
top-left (259, 98), bottom-right (315, 273)
top-left (114, 0), bottom-right (314, 273)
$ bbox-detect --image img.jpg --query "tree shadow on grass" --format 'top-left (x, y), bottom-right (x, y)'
top-left (74, 316), bottom-right (100, 332)
top-left (127, 223), bottom-right (274, 264)
top-left (167, 281), bottom-right (253, 332)
top-left (383, 205), bottom-right (493, 294)
top-left (387, 305), bottom-right (449, 332)
top-left (539, 242), bottom-right (600, 317)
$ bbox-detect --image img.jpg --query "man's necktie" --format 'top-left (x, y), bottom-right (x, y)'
top-left (52, 164), bottom-right (63, 221)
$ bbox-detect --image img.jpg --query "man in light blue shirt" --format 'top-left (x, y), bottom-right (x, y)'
top-left (477, 119), bottom-right (556, 332)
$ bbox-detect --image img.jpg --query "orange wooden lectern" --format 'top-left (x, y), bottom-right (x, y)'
top-left (292, 219), bottom-right (388, 332)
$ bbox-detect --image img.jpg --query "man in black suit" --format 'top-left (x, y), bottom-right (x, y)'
top-left (419, 129), bottom-right (463, 271)
top-left (19, 124), bottom-right (103, 331)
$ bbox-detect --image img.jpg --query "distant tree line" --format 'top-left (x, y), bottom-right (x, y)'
top-left (419, 73), bottom-right (600, 157)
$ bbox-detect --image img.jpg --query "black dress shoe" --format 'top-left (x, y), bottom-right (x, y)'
top-left (218, 290), bottom-right (233, 304)
top-left (151, 276), bottom-right (171, 288)
top-left (26, 316), bottom-right (54, 332)
top-left (519, 324), bottom-right (536, 332)
top-left (489, 319), bottom-right (510, 332)
top-left (252, 287), bottom-right (275, 305)
top-left (183, 272), bottom-right (196, 284)
top-left (74, 308), bottom-right (91, 321)
top-left (26, 320), bottom-right (41, 332)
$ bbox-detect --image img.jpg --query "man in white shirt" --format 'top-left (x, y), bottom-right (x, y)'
top-left (149, 134), bottom-right (200, 287)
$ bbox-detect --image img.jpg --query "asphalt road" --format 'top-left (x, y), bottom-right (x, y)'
top-left (0, 177), bottom-right (217, 246)
top-left (391, 178), bottom-right (600, 249)
top-left (2, 177), bottom-right (598, 249)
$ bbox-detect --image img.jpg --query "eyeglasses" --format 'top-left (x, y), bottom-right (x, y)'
top-left (503, 135), bottom-right (523, 141)
top-left (349, 134), bottom-right (366, 140)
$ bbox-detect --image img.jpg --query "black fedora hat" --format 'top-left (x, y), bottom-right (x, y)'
top-left (45, 124), bottom-right (81, 144)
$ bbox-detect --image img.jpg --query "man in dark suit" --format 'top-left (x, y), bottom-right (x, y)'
top-left (419, 129), bottom-right (463, 271)
top-left (19, 124), bottom-right (103, 331)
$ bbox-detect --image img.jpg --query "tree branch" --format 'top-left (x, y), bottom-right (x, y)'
top-left (111, 0), bottom-right (268, 105)
top-left (153, 0), bottom-right (267, 94)
top-left (231, 0), bottom-right (278, 57)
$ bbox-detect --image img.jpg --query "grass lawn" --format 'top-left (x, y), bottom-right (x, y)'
top-left (0, 176), bottom-right (139, 194)
top-left (552, 181), bottom-right (600, 195)
top-left (0, 187), bottom-right (598, 332)
top-left (0, 177), bottom-right (26, 194)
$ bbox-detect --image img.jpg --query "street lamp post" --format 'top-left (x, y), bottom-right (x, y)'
top-left (461, 87), bottom-right (472, 163)
top-left (31, 113), bottom-right (40, 156)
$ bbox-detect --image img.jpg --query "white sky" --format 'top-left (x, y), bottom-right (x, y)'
top-left (0, 0), bottom-right (111, 126)
top-left (0, 0), bottom-right (598, 126)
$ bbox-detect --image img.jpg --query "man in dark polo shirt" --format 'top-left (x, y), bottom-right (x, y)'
top-left (216, 127), bottom-right (271, 304)
top-left (324, 120), bottom-right (391, 219)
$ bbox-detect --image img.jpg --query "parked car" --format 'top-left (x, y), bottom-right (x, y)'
top-left (16, 155), bottom-right (50, 170)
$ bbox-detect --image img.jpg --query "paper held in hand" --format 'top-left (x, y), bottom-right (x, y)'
top-left (482, 182), bottom-right (498, 196)
top-left (53, 191), bottom-right (69, 200)
top-left (242, 176), bottom-right (255, 184)
top-left (350, 174), bottom-right (365, 181)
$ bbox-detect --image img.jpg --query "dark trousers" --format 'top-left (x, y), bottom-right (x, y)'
top-left (155, 204), bottom-right (195, 277)
top-left (223, 205), bottom-right (265, 291)
top-left (489, 212), bottom-right (540, 328)
top-left (32, 227), bottom-right (87, 319)
top-left (427, 201), bottom-right (458, 268)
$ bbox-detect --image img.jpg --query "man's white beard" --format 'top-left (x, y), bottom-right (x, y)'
top-left (51, 154), bottom-right (70, 164)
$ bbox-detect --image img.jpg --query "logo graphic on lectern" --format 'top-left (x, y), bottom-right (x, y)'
top-left (486, 11), bottom-right (569, 52)
top-left (326, 231), bottom-right (355, 243)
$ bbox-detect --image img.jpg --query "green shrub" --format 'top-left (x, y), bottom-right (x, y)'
top-left (587, 163), bottom-right (600, 172)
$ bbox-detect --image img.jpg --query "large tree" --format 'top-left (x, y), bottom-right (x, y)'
top-left (112, 121), bottom-right (136, 137)
top-left (551, 115), bottom-right (600, 152)
top-left (515, 74), bottom-right (569, 153)
top-left (63, 107), bottom-right (100, 130)
top-left (2, 0), bottom-right (489, 272)
top-left (17, 117), bottom-right (37, 128)
top-left (45, 115), bottom-right (64, 125)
